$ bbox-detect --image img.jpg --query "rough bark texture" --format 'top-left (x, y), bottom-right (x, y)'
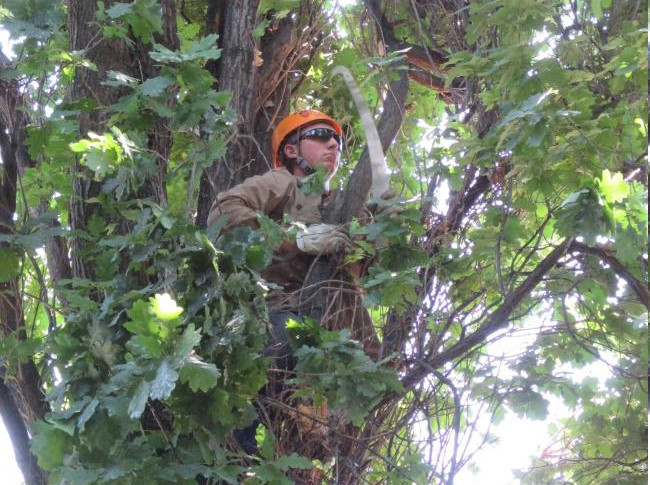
top-left (252, 14), bottom-right (298, 171)
top-left (0, 374), bottom-right (47, 485)
top-left (195, 1), bottom-right (329, 228)
top-left (137, 0), bottom-right (179, 208)
top-left (0, 92), bottom-right (48, 485)
top-left (196, 0), bottom-right (261, 227)
top-left (0, 87), bottom-right (49, 424)
top-left (67, 0), bottom-right (178, 277)
top-left (67, 0), bottom-right (127, 279)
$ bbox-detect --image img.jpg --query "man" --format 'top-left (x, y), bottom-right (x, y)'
top-left (207, 109), bottom-right (355, 361)
top-left (208, 109), bottom-right (363, 454)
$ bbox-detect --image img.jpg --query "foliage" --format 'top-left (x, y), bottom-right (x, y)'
top-left (290, 325), bottom-right (403, 426)
top-left (0, 1), bottom-right (646, 485)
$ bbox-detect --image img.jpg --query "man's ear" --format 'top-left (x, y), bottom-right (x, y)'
top-left (283, 143), bottom-right (298, 159)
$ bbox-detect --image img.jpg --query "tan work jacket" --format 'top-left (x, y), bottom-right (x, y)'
top-left (207, 168), bottom-right (333, 310)
top-left (208, 168), bottom-right (383, 359)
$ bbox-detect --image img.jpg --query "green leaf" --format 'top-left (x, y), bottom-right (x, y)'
top-left (0, 247), bottom-right (20, 282)
top-left (150, 34), bottom-right (221, 63)
top-left (151, 293), bottom-right (183, 321)
top-left (58, 468), bottom-right (100, 485)
top-left (127, 334), bottom-right (165, 358)
top-left (125, 300), bottom-right (154, 335)
top-left (107, 0), bottom-right (162, 44)
top-left (130, 0), bottom-right (162, 43)
top-left (274, 453), bottom-right (312, 471)
top-left (245, 244), bottom-right (267, 271)
top-left (76, 398), bottom-right (99, 432)
top-left (128, 379), bottom-right (152, 419)
top-left (252, 19), bottom-right (270, 38)
top-left (502, 217), bottom-right (525, 243)
top-left (555, 188), bottom-right (612, 243)
top-left (591, 0), bottom-right (603, 19)
top-left (598, 169), bottom-right (629, 204)
top-left (179, 356), bottom-right (220, 392)
top-left (175, 324), bottom-right (203, 358)
top-left (139, 75), bottom-right (174, 96)
top-left (106, 2), bottom-right (133, 18)
top-left (31, 420), bottom-right (71, 471)
top-left (150, 359), bottom-right (179, 400)
top-left (507, 389), bottom-right (549, 420)
top-left (256, 424), bottom-right (276, 461)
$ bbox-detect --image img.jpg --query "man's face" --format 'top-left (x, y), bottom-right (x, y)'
top-left (284, 122), bottom-right (341, 176)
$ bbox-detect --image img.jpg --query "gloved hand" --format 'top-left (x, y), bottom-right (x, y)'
top-left (296, 223), bottom-right (352, 255)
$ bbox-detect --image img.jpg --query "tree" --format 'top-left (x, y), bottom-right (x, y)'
top-left (0, 1), bottom-right (646, 484)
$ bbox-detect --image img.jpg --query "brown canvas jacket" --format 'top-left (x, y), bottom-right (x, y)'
top-left (208, 168), bottom-right (383, 359)
top-left (207, 168), bottom-right (333, 310)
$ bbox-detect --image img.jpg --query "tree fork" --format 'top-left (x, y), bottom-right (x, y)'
top-left (569, 241), bottom-right (648, 308)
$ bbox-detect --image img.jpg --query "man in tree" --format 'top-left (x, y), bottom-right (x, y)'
top-left (207, 109), bottom-right (355, 362)
top-left (207, 109), bottom-right (363, 454)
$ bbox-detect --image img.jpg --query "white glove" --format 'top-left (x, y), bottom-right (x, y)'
top-left (296, 223), bottom-right (352, 255)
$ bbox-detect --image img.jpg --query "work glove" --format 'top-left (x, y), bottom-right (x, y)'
top-left (296, 223), bottom-right (353, 255)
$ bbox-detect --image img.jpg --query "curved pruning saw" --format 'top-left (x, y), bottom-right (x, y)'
top-left (332, 65), bottom-right (389, 199)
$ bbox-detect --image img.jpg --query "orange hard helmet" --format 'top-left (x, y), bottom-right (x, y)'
top-left (271, 109), bottom-right (343, 168)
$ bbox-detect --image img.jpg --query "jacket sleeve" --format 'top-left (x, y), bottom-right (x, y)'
top-left (207, 169), bottom-right (296, 231)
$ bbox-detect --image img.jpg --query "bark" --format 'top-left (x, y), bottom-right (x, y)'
top-left (67, 0), bottom-right (178, 276)
top-left (0, 120), bottom-right (48, 426)
top-left (1, 50), bottom-right (72, 304)
top-left (196, 1), bottom-right (328, 227)
top-left (136, 0), bottom-right (179, 208)
top-left (251, 13), bottom-right (302, 173)
top-left (67, 0), bottom-right (127, 279)
top-left (0, 114), bottom-right (48, 485)
top-left (0, 372), bottom-right (47, 485)
top-left (196, 0), bottom-right (261, 227)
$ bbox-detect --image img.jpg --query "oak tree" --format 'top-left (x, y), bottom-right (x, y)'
top-left (0, 1), bottom-right (646, 484)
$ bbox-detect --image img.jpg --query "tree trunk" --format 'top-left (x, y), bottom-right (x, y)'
top-left (68, 0), bottom-right (127, 279)
top-left (196, 1), bottom-right (328, 227)
top-left (0, 375), bottom-right (47, 485)
top-left (0, 113), bottom-right (49, 428)
top-left (67, 0), bottom-right (178, 276)
top-left (0, 98), bottom-right (48, 485)
top-left (196, 0), bottom-right (261, 227)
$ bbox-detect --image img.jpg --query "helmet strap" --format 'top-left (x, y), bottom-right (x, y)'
top-left (292, 126), bottom-right (315, 175)
top-left (295, 156), bottom-right (315, 175)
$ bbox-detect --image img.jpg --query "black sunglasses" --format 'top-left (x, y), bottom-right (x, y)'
top-left (299, 128), bottom-right (343, 150)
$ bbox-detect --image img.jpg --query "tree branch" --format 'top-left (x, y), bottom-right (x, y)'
top-left (403, 238), bottom-right (573, 389)
top-left (333, 0), bottom-right (410, 223)
top-left (569, 241), bottom-right (648, 309)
